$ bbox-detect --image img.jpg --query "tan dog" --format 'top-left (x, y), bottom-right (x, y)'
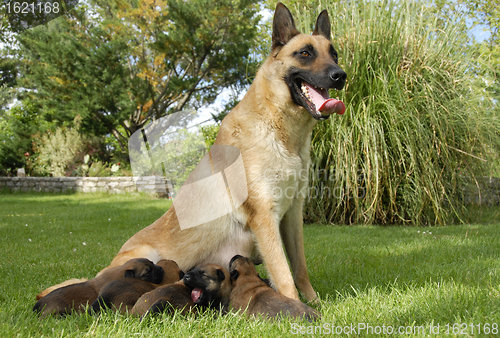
top-left (39, 3), bottom-right (346, 302)
top-left (33, 258), bottom-right (163, 318)
top-left (90, 259), bottom-right (184, 314)
top-left (132, 263), bottom-right (231, 317)
top-left (228, 255), bottom-right (320, 321)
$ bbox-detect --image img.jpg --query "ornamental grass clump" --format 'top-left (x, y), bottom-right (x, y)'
top-left (292, 0), bottom-right (500, 224)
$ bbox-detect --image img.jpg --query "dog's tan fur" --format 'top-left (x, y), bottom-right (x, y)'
top-left (37, 3), bottom-right (345, 303)
top-left (229, 256), bottom-right (319, 320)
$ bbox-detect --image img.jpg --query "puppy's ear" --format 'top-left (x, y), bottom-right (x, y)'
top-left (272, 2), bottom-right (300, 50)
top-left (230, 270), bottom-right (239, 281)
top-left (124, 270), bottom-right (135, 278)
top-left (216, 269), bottom-right (226, 281)
top-left (312, 9), bottom-right (331, 40)
top-left (229, 255), bottom-right (243, 268)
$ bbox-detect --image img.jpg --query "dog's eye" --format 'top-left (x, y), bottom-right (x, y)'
top-left (300, 51), bottom-right (310, 57)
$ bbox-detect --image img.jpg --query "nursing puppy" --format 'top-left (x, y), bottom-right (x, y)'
top-left (33, 258), bottom-right (163, 318)
top-left (131, 281), bottom-right (193, 317)
top-left (229, 255), bottom-right (320, 321)
top-left (133, 263), bottom-right (231, 317)
top-left (91, 259), bottom-right (184, 314)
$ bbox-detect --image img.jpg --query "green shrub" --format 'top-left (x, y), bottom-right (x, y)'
top-left (201, 123), bottom-right (220, 148)
top-left (88, 161), bottom-right (112, 177)
top-left (286, 0), bottom-right (500, 225)
top-left (37, 128), bottom-right (86, 177)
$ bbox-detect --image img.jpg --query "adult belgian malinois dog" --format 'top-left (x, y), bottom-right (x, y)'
top-left (38, 3), bottom-right (346, 303)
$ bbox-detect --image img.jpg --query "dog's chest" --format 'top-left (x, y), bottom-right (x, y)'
top-left (256, 130), bottom-right (311, 216)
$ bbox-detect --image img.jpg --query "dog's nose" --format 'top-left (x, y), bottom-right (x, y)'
top-left (330, 68), bottom-right (347, 89)
top-left (183, 273), bottom-right (192, 284)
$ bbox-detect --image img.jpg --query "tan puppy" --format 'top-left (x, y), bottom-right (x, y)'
top-left (228, 255), bottom-right (320, 321)
top-left (132, 263), bottom-right (231, 317)
top-left (33, 258), bottom-right (163, 318)
top-left (39, 3), bottom-right (346, 302)
top-left (91, 259), bottom-right (184, 314)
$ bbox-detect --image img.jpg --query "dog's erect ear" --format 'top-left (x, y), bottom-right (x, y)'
top-left (124, 270), bottom-right (135, 278)
top-left (312, 10), bottom-right (331, 40)
top-left (272, 2), bottom-right (300, 50)
top-left (230, 269), bottom-right (239, 281)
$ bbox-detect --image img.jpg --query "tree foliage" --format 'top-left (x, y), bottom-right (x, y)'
top-left (0, 100), bottom-right (50, 176)
top-left (15, 0), bottom-right (262, 154)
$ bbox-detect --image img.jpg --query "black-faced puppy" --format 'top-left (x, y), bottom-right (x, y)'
top-left (133, 263), bottom-right (231, 317)
top-left (182, 263), bottom-right (231, 311)
top-left (229, 255), bottom-right (320, 321)
top-left (33, 258), bottom-right (162, 318)
top-left (91, 259), bottom-right (183, 314)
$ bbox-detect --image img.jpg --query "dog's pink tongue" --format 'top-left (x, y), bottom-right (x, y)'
top-left (319, 98), bottom-right (345, 115)
top-left (191, 288), bottom-right (202, 303)
top-left (305, 82), bottom-right (345, 115)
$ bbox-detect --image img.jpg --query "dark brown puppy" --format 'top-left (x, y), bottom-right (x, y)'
top-left (91, 259), bottom-right (184, 314)
top-left (132, 263), bottom-right (231, 317)
top-left (131, 281), bottom-right (193, 317)
top-left (33, 258), bottom-right (163, 318)
top-left (229, 255), bottom-right (320, 321)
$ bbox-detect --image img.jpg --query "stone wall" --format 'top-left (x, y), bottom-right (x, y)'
top-left (0, 176), bottom-right (173, 197)
top-left (0, 176), bottom-right (498, 205)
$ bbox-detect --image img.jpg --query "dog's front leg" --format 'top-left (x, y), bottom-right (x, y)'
top-left (249, 211), bottom-right (299, 300)
top-left (280, 199), bottom-right (318, 302)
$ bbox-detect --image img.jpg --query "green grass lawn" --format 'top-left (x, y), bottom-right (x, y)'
top-left (1, 193), bottom-right (499, 337)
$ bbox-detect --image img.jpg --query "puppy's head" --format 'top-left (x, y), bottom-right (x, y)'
top-left (182, 263), bottom-right (231, 307)
top-left (228, 255), bottom-right (259, 283)
top-left (122, 258), bottom-right (164, 284)
top-left (156, 259), bottom-right (185, 284)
